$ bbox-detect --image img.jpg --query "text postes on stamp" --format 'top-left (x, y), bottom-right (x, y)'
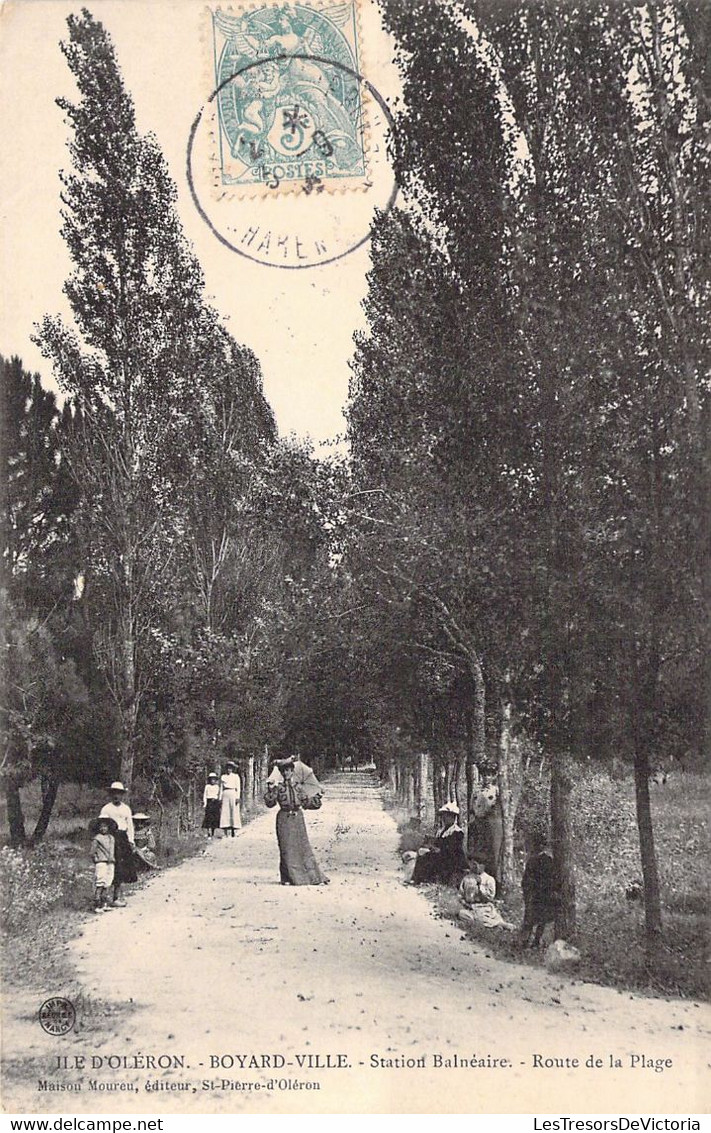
top-left (188, 1), bottom-right (398, 267)
top-left (212, 3), bottom-right (367, 195)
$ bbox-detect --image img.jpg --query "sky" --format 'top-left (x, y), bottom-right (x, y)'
top-left (0, 0), bottom-right (401, 446)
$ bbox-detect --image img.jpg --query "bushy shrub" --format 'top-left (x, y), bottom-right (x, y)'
top-left (0, 841), bottom-right (95, 932)
top-left (0, 847), bottom-right (67, 931)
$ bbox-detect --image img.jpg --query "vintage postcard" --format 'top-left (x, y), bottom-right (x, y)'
top-left (0, 0), bottom-right (708, 1119)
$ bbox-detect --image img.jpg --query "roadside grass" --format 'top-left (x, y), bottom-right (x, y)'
top-left (0, 835), bottom-right (192, 1008)
top-left (0, 786), bottom-right (250, 1099)
top-left (0, 783), bottom-right (250, 996)
top-left (394, 768), bottom-right (710, 1001)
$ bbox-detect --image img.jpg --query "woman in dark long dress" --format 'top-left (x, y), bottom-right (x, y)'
top-left (264, 758), bottom-right (329, 885)
top-left (411, 801), bottom-right (469, 886)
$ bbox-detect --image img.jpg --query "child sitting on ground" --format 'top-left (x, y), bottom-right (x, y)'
top-left (459, 860), bottom-right (497, 906)
top-left (132, 813), bottom-right (159, 870)
top-left (90, 816), bottom-right (116, 912)
top-left (458, 861), bottom-right (514, 929)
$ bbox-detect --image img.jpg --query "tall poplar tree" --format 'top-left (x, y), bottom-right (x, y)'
top-left (33, 10), bottom-right (255, 787)
top-left (356, 0), bottom-right (708, 937)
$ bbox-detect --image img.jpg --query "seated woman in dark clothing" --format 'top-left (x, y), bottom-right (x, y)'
top-left (411, 801), bottom-right (469, 886)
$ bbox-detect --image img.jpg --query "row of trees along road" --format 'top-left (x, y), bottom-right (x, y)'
top-left (1, 12), bottom-right (337, 845)
top-left (2, 5), bottom-right (708, 949)
top-left (344, 0), bottom-right (709, 940)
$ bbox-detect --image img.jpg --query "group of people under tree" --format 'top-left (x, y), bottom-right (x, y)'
top-left (410, 766), bottom-right (504, 887)
top-left (201, 760), bottom-right (242, 837)
top-left (88, 753), bottom-right (329, 910)
top-left (89, 781), bottom-right (158, 912)
top-left (202, 754), bottom-right (329, 885)
top-left (407, 771), bottom-right (558, 947)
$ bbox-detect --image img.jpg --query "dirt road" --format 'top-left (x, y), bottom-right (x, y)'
top-left (2, 773), bottom-right (708, 1114)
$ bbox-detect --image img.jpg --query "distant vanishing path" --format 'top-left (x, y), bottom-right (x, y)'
top-left (2, 772), bottom-right (708, 1114)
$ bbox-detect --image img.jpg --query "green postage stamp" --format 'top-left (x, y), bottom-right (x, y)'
top-left (210, 2), bottom-right (368, 194)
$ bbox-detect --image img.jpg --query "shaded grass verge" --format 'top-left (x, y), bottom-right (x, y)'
top-left (389, 767), bottom-right (710, 1002)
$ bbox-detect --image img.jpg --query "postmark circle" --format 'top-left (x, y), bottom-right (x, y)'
top-left (186, 52), bottom-right (399, 269)
top-left (38, 997), bottom-right (76, 1036)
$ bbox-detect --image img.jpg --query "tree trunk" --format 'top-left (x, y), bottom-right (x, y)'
top-left (432, 757), bottom-right (445, 813)
top-left (465, 654), bottom-right (486, 854)
top-left (117, 582), bottom-right (138, 787)
top-left (415, 752), bottom-right (429, 823)
top-left (405, 759), bottom-right (415, 810)
top-left (469, 653), bottom-right (486, 774)
top-left (486, 804), bottom-right (504, 886)
top-left (485, 682), bottom-right (501, 767)
top-left (498, 695), bottom-right (521, 894)
top-left (244, 755), bottom-right (254, 811)
top-left (257, 746), bottom-right (269, 797)
top-left (118, 682), bottom-right (138, 789)
top-left (386, 755), bottom-right (397, 793)
top-left (453, 756), bottom-right (468, 849)
top-left (6, 783), bottom-right (27, 847)
top-left (551, 753), bottom-right (576, 940)
top-left (700, 433), bottom-right (711, 763)
top-left (703, 626), bottom-right (711, 764)
top-left (632, 747), bottom-right (663, 939)
top-left (31, 775), bottom-right (59, 844)
top-left (631, 643), bottom-right (663, 938)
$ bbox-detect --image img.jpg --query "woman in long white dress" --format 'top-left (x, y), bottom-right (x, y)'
top-left (219, 760), bottom-right (242, 836)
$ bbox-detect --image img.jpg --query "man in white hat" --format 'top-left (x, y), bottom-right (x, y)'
top-left (411, 800), bottom-right (469, 886)
top-left (99, 782), bottom-right (136, 905)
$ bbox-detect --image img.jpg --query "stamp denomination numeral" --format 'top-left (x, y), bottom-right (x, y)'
top-left (311, 129), bottom-right (334, 158)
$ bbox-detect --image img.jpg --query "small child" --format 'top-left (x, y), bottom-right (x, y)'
top-left (132, 813), bottom-right (158, 870)
top-left (459, 861), bottom-right (497, 906)
top-left (521, 830), bottom-right (558, 947)
top-left (202, 772), bottom-right (221, 837)
top-left (90, 817), bottom-right (116, 912)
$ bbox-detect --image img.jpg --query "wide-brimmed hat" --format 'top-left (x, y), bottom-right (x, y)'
top-left (438, 801), bottom-right (460, 815)
top-left (207, 772), bottom-right (218, 780)
top-left (109, 780), bottom-right (126, 792)
top-left (90, 815), bottom-right (118, 835)
top-left (275, 757), bottom-right (295, 769)
top-left (133, 813), bottom-right (150, 821)
top-left (224, 760), bottom-right (236, 770)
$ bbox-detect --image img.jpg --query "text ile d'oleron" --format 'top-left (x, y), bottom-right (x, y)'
top-left (51, 1049), bottom-right (679, 1073)
top-left (40, 1047), bottom-right (686, 1094)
